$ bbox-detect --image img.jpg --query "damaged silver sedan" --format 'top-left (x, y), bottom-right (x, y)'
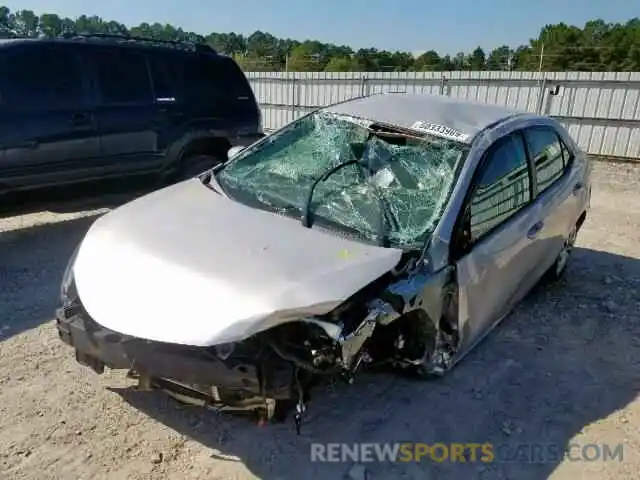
top-left (56, 93), bottom-right (592, 432)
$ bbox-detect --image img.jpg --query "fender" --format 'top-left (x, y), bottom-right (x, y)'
top-left (161, 130), bottom-right (231, 173)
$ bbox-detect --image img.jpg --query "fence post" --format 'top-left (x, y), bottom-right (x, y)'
top-left (360, 76), bottom-right (369, 97)
top-left (439, 74), bottom-right (447, 96)
top-left (290, 76), bottom-right (297, 123)
top-left (536, 76), bottom-right (547, 115)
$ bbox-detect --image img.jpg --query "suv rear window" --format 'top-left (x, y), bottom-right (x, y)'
top-left (183, 54), bottom-right (254, 112)
top-left (217, 56), bottom-right (254, 97)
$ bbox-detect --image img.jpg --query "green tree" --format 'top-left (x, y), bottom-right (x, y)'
top-left (0, 5), bottom-right (638, 71)
top-left (414, 50), bottom-right (441, 71)
top-left (452, 52), bottom-right (468, 70)
top-left (467, 46), bottom-right (486, 70)
top-left (324, 56), bottom-right (355, 72)
top-left (206, 32), bottom-right (247, 55)
top-left (287, 42), bottom-right (326, 71)
top-left (351, 48), bottom-right (381, 71)
top-left (38, 13), bottom-right (62, 37)
top-left (0, 6), bottom-right (13, 37)
top-left (440, 55), bottom-right (455, 71)
top-left (486, 46), bottom-right (512, 70)
top-left (246, 31), bottom-right (280, 58)
top-left (73, 14), bottom-right (104, 34)
top-left (12, 9), bottom-right (38, 37)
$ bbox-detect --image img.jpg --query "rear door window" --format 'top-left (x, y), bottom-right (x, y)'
top-left (93, 48), bottom-right (153, 105)
top-left (524, 126), bottom-right (567, 195)
top-left (0, 44), bottom-right (85, 109)
top-left (469, 133), bottom-right (532, 242)
top-left (147, 53), bottom-right (183, 102)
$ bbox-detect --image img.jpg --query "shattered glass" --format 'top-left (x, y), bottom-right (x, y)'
top-left (216, 111), bottom-right (467, 247)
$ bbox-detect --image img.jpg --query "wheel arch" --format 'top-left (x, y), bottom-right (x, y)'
top-left (163, 131), bottom-right (232, 172)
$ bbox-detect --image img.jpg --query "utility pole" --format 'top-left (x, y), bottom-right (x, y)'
top-left (538, 41), bottom-right (545, 73)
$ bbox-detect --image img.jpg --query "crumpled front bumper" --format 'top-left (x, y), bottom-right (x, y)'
top-left (55, 303), bottom-right (264, 394)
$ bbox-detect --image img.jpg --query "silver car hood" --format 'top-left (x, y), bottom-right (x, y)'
top-left (73, 178), bottom-right (403, 346)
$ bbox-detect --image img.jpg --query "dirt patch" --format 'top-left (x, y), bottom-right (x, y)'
top-left (1, 162), bottom-right (639, 480)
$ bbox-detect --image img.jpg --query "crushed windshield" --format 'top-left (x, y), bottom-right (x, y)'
top-left (216, 111), bottom-right (467, 247)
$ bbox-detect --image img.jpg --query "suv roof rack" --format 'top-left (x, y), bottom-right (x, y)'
top-left (59, 32), bottom-right (216, 54)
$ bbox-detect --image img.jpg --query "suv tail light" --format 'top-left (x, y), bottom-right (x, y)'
top-left (257, 108), bottom-right (263, 134)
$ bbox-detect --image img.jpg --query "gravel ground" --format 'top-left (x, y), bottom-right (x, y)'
top-left (0, 161), bottom-right (638, 480)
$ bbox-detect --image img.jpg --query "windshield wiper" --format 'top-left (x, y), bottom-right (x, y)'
top-left (301, 158), bottom-right (360, 228)
top-left (300, 141), bottom-right (402, 247)
top-left (300, 157), bottom-right (398, 247)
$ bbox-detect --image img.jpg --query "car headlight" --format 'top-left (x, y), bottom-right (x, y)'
top-left (60, 244), bottom-right (80, 305)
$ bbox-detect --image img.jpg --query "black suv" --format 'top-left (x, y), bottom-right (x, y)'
top-left (0, 34), bottom-right (263, 194)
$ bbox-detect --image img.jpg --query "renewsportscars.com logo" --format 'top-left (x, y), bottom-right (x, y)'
top-left (310, 442), bottom-right (625, 464)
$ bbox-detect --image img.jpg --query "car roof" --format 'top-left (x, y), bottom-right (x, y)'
top-left (0, 36), bottom-right (216, 56)
top-left (0, 38), bottom-right (29, 47)
top-left (322, 92), bottom-right (526, 144)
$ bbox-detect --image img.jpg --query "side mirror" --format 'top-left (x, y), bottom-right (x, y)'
top-left (227, 146), bottom-right (245, 159)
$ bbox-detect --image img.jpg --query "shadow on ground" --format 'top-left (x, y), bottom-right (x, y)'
top-left (0, 214), bottom-right (103, 340)
top-left (0, 177), bottom-right (155, 218)
top-left (0, 177), bottom-right (162, 340)
top-left (115, 247), bottom-right (640, 480)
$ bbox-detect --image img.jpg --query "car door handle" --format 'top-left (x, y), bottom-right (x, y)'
top-left (572, 182), bottom-right (584, 195)
top-left (69, 113), bottom-right (92, 127)
top-left (13, 140), bottom-right (38, 149)
top-left (527, 221), bottom-right (544, 240)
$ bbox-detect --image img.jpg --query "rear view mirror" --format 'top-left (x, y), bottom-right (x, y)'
top-left (370, 167), bottom-right (396, 189)
top-left (227, 146), bottom-right (245, 159)
top-left (349, 142), bottom-right (366, 160)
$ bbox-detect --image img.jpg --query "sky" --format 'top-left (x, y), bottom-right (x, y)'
top-left (1, 0), bottom-right (638, 55)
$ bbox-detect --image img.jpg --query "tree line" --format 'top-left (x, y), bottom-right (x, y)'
top-left (1, 6), bottom-right (639, 72)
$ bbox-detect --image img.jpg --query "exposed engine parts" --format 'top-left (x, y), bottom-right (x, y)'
top-left (131, 261), bottom-right (462, 434)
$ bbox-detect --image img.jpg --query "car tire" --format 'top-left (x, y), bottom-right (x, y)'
top-left (544, 224), bottom-right (578, 282)
top-left (389, 311), bottom-right (442, 380)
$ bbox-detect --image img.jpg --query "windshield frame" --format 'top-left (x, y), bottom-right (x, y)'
top-left (212, 110), bottom-right (470, 250)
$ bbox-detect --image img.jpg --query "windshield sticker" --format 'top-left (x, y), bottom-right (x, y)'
top-left (410, 121), bottom-right (470, 142)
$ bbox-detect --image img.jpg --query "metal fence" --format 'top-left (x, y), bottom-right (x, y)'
top-left (245, 71), bottom-right (640, 160)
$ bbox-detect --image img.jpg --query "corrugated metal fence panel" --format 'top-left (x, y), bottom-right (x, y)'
top-left (245, 71), bottom-right (640, 160)
top-left (246, 72), bottom-right (293, 130)
top-left (543, 72), bottom-right (640, 159)
top-left (436, 71), bottom-right (542, 112)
